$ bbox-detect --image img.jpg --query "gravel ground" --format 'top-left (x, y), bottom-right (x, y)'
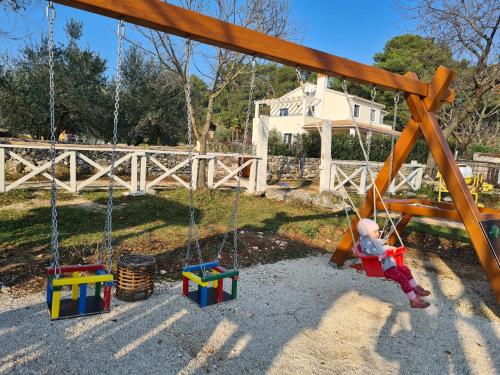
top-left (0, 255), bottom-right (498, 375)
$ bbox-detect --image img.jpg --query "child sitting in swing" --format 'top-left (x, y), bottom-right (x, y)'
top-left (357, 218), bottom-right (431, 309)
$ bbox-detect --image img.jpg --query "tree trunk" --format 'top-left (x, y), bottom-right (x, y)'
top-left (195, 95), bottom-right (216, 189)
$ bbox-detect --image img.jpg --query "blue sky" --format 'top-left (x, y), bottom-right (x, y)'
top-left (1, 0), bottom-right (417, 77)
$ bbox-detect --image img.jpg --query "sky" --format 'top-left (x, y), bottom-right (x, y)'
top-left (1, 0), bottom-right (418, 77)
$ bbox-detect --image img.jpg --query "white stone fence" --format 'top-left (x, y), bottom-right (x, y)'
top-left (0, 144), bottom-right (264, 194)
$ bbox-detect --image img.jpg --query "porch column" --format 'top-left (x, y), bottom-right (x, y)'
top-left (249, 115), bottom-right (269, 193)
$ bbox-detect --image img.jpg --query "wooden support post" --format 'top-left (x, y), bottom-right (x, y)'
top-left (79, 283), bottom-right (87, 314)
top-left (51, 286), bottom-right (62, 319)
top-left (131, 154), bottom-right (138, 194)
top-left (46, 277), bottom-right (53, 305)
top-left (95, 282), bottom-right (101, 298)
top-left (103, 285), bottom-right (111, 311)
top-left (183, 276), bottom-right (189, 296)
top-left (332, 68), bottom-right (455, 266)
top-left (199, 286), bottom-right (208, 307)
top-left (140, 154), bottom-right (147, 192)
top-left (0, 147), bottom-right (5, 193)
top-left (71, 272), bottom-right (79, 300)
top-left (231, 277), bottom-right (238, 299)
top-left (319, 122), bottom-right (332, 193)
top-left (217, 278), bottom-right (224, 304)
top-left (69, 151), bottom-right (77, 193)
top-left (207, 157), bottom-right (215, 189)
top-left (406, 93), bottom-right (500, 303)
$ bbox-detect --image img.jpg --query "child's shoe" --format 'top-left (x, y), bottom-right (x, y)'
top-left (414, 286), bottom-right (431, 297)
top-left (410, 297), bottom-right (430, 309)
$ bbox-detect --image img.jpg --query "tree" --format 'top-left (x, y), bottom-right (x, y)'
top-left (404, 0), bottom-right (499, 163)
top-left (371, 34), bottom-right (458, 128)
top-left (121, 46), bottom-right (188, 146)
top-left (0, 19), bottom-right (112, 140)
top-left (0, 0), bottom-right (31, 38)
top-left (137, 0), bottom-right (296, 188)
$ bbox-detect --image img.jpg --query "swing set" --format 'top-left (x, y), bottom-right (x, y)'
top-left (43, 0), bottom-right (499, 307)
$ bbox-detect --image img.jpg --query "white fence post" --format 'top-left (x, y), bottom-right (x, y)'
top-left (140, 154), bottom-right (147, 192)
top-left (69, 151), bottom-right (77, 193)
top-left (319, 122), bottom-right (332, 193)
top-left (191, 157), bottom-right (199, 190)
top-left (130, 154), bottom-right (138, 194)
top-left (0, 147), bottom-right (5, 193)
top-left (249, 115), bottom-right (269, 193)
top-left (411, 160), bottom-right (423, 190)
top-left (359, 164), bottom-right (368, 194)
top-left (207, 157), bottom-right (215, 189)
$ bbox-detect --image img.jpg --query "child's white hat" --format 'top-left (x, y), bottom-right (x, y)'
top-left (357, 218), bottom-right (379, 236)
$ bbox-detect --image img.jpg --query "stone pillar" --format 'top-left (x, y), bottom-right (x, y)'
top-left (319, 121), bottom-right (332, 193)
top-left (315, 74), bottom-right (328, 118)
top-left (249, 115), bottom-right (269, 193)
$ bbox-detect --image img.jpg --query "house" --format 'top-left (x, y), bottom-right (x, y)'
top-left (254, 74), bottom-right (400, 144)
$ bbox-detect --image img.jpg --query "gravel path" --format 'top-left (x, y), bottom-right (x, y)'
top-left (0, 255), bottom-right (498, 375)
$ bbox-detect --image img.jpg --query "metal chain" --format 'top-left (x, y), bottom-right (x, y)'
top-left (388, 92), bottom-right (400, 195)
top-left (102, 20), bottom-right (125, 272)
top-left (183, 39), bottom-right (204, 270)
top-left (47, 1), bottom-right (61, 276)
top-left (218, 57), bottom-right (257, 270)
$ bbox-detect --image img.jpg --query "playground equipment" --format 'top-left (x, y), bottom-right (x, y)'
top-left (44, 3), bottom-right (124, 319)
top-left (352, 244), bottom-right (406, 278)
top-left (47, 0), bottom-right (499, 303)
top-left (47, 264), bottom-right (113, 319)
top-left (182, 261), bottom-right (239, 307)
top-left (437, 165), bottom-right (494, 204)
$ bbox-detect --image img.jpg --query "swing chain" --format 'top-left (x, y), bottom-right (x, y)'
top-left (218, 56), bottom-right (257, 269)
top-left (388, 91), bottom-right (400, 194)
top-left (47, 0), bottom-right (60, 276)
top-left (184, 39), bottom-right (204, 270)
top-left (102, 20), bottom-right (125, 272)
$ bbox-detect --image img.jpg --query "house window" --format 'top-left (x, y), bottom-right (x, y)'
top-left (279, 108), bottom-right (289, 117)
top-left (307, 106), bottom-right (315, 117)
top-left (353, 104), bottom-right (360, 118)
top-left (283, 133), bottom-right (292, 144)
top-left (370, 109), bottom-right (376, 122)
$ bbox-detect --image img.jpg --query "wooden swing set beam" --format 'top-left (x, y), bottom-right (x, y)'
top-left (53, 0), bottom-right (452, 100)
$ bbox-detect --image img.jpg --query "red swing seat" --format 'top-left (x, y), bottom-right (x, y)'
top-left (352, 243), bottom-right (406, 277)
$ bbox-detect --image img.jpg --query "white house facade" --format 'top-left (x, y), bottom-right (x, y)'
top-left (253, 74), bottom-right (400, 144)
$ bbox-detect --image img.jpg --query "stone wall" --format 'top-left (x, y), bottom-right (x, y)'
top-left (268, 155), bottom-right (424, 183)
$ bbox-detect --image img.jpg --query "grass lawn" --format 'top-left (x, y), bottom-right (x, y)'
top-left (0, 188), bottom-right (350, 289)
top-left (0, 187), bottom-right (485, 293)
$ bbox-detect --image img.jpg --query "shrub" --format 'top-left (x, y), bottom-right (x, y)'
top-left (268, 130), bottom-right (430, 163)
